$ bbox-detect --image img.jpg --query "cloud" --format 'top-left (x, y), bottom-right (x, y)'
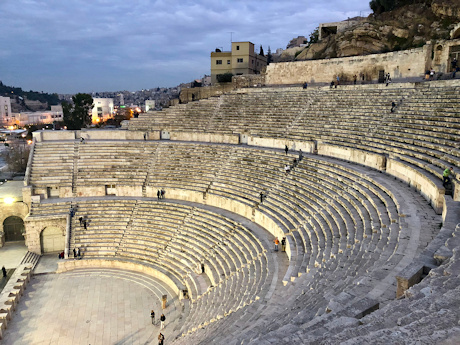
top-left (0, 0), bottom-right (372, 93)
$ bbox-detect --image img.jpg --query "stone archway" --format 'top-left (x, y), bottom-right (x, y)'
top-left (40, 226), bottom-right (65, 253)
top-left (3, 216), bottom-right (25, 242)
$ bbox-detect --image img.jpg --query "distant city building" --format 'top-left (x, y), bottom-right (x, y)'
top-left (0, 96), bottom-right (12, 126)
top-left (287, 36), bottom-right (308, 49)
top-left (210, 42), bottom-right (268, 84)
top-left (92, 98), bottom-right (114, 123)
top-left (1, 98), bottom-right (62, 126)
top-left (202, 75), bottom-right (211, 86)
top-left (145, 100), bottom-right (155, 112)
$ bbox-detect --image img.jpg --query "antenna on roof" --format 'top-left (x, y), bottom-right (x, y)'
top-left (228, 31), bottom-right (234, 49)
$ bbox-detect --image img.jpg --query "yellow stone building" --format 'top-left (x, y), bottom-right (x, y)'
top-left (210, 42), bottom-right (267, 84)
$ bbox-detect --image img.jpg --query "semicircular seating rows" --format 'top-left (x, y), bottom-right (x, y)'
top-left (24, 80), bottom-right (460, 344)
top-left (129, 82), bottom-right (460, 201)
top-left (27, 141), bottom-right (442, 343)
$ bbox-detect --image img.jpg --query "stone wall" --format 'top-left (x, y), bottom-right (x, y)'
top-left (232, 74), bottom-right (266, 88)
top-left (169, 131), bottom-right (240, 144)
top-left (432, 38), bottom-right (460, 74)
top-left (0, 202), bottom-right (29, 247)
top-left (179, 84), bottom-right (235, 103)
top-left (33, 129), bottom-right (159, 142)
top-left (248, 136), bottom-right (314, 153)
top-left (24, 215), bottom-right (67, 254)
top-left (57, 259), bottom-right (183, 300)
top-left (265, 44), bottom-right (432, 85)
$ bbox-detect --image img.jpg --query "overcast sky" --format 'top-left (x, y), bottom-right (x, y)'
top-left (0, 0), bottom-right (371, 94)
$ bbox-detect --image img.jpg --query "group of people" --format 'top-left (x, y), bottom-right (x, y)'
top-left (150, 310), bottom-right (166, 328)
top-left (385, 73), bottom-right (392, 86)
top-left (150, 310), bottom-right (167, 344)
top-left (78, 216), bottom-right (88, 230)
top-left (157, 189), bottom-right (166, 200)
top-left (284, 146), bottom-right (303, 175)
top-left (273, 237), bottom-right (286, 252)
top-left (425, 68), bottom-right (436, 80)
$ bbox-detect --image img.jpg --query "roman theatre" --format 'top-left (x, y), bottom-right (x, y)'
top-left (0, 45), bottom-right (460, 344)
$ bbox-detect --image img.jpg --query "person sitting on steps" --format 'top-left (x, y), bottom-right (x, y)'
top-left (443, 167), bottom-right (454, 186)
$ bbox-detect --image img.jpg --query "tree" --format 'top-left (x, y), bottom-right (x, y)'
top-left (1, 143), bottom-right (30, 174)
top-left (369, 0), bottom-right (428, 15)
top-left (102, 106), bottom-right (133, 127)
top-left (62, 93), bottom-right (94, 129)
top-left (309, 27), bottom-right (319, 44)
top-left (267, 46), bottom-right (273, 65)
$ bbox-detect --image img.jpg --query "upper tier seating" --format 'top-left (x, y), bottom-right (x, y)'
top-left (128, 83), bottom-right (460, 205)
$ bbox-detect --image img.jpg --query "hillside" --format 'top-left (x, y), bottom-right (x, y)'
top-left (289, 0), bottom-right (459, 61)
top-left (0, 81), bottom-right (60, 112)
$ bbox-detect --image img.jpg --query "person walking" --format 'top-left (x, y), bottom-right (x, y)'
top-left (2, 266), bottom-right (7, 278)
top-left (281, 237), bottom-right (286, 252)
top-left (73, 248), bottom-right (77, 258)
top-left (260, 192), bottom-right (264, 204)
top-left (150, 310), bottom-right (155, 325)
top-left (158, 332), bottom-right (165, 345)
top-left (161, 189), bottom-right (165, 199)
top-left (285, 145), bottom-right (288, 155)
top-left (79, 216), bottom-right (83, 226)
top-left (157, 190), bottom-right (160, 200)
top-left (160, 313), bottom-right (166, 329)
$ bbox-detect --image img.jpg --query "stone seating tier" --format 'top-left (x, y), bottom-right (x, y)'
top-left (31, 197), bottom-right (272, 329)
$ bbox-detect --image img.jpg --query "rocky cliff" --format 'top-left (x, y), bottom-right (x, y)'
top-left (291, 0), bottom-right (459, 62)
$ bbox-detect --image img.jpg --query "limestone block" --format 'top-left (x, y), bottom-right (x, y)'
top-left (396, 263), bottom-right (424, 298)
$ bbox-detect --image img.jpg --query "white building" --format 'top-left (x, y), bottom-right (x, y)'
top-left (145, 100), bottom-right (155, 112)
top-left (10, 109), bottom-right (63, 126)
top-left (0, 96), bottom-right (12, 126)
top-left (92, 98), bottom-right (114, 123)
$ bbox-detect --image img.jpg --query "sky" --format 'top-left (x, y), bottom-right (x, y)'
top-left (0, 0), bottom-right (372, 94)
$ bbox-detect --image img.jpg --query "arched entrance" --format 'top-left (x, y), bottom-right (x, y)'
top-left (3, 216), bottom-right (25, 242)
top-left (40, 227), bottom-right (65, 253)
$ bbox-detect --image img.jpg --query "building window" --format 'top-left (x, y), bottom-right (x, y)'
top-left (227, 60), bottom-right (231, 64)
top-left (237, 58), bottom-right (243, 63)
top-left (236, 45), bottom-right (240, 50)
top-left (216, 60), bottom-right (222, 65)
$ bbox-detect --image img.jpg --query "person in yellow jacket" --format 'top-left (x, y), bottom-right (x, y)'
top-left (443, 167), bottom-right (454, 185)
